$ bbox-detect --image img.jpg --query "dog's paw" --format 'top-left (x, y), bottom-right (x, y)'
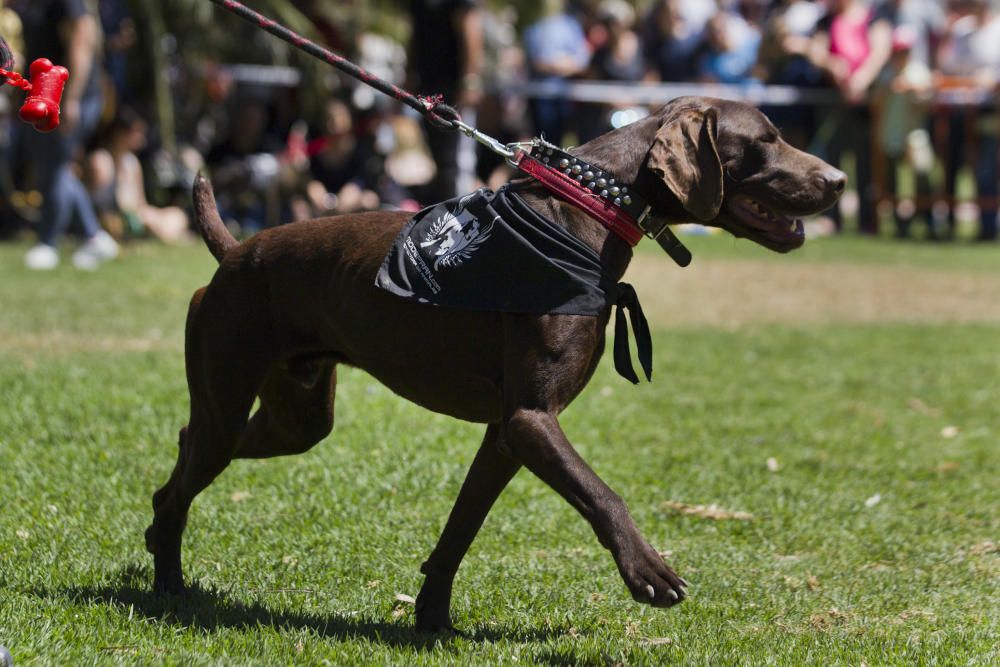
top-left (619, 543), bottom-right (688, 608)
top-left (414, 619), bottom-right (463, 637)
top-left (415, 597), bottom-right (456, 635)
top-left (152, 571), bottom-right (187, 596)
top-left (415, 605), bottom-right (462, 636)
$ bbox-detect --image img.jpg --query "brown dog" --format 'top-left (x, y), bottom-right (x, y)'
top-left (146, 97), bottom-right (845, 632)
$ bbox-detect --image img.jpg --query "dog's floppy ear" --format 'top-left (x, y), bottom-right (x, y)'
top-left (646, 107), bottom-right (723, 222)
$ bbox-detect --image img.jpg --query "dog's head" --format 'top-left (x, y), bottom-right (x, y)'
top-left (579, 96), bottom-right (846, 252)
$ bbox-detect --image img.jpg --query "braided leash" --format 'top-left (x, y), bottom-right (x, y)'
top-left (208, 0), bottom-right (462, 130)
top-left (0, 67), bottom-right (32, 93)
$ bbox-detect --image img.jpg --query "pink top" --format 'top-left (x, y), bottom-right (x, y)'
top-left (829, 9), bottom-right (873, 74)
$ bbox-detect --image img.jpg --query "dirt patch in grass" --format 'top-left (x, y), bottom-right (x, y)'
top-left (0, 331), bottom-right (180, 355)
top-left (660, 501), bottom-right (755, 521)
top-left (630, 255), bottom-right (1000, 328)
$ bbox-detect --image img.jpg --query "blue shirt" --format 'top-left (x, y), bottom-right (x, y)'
top-left (523, 13), bottom-right (590, 83)
top-left (699, 30), bottom-right (761, 84)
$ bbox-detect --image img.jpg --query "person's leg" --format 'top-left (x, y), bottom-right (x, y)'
top-left (68, 94), bottom-right (120, 269)
top-left (855, 108), bottom-right (877, 235)
top-left (886, 153), bottom-right (909, 238)
top-left (822, 116), bottom-right (846, 231)
top-left (975, 132), bottom-right (999, 241)
top-left (32, 93), bottom-right (104, 246)
top-left (71, 94), bottom-right (108, 239)
top-left (27, 130), bottom-right (75, 247)
top-left (915, 168), bottom-right (933, 237)
top-left (530, 97), bottom-right (564, 147)
top-left (943, 111), bottom-right (964, 239)
top-left (423, 119), bottom-right (461, 202)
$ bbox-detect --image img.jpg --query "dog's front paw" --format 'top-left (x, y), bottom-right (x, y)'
top-left (152, 571), bottom-right (187, 596)
top-left (619, 542), bottom-right (688, 608)
top-left (415, 590), bottom-right (457, 635)
top-left (414, 605), bottom-right (460, 635)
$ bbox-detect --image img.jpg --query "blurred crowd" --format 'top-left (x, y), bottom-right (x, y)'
top-left (2, 0), bottom-right (999, 271)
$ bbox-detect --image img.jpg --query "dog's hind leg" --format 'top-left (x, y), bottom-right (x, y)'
top-left (415, 424), bottom-right (521, 633)
top-left (146, 289), bottom-right (267, 594)
top-left (235, 360), bottom-right (337, 459)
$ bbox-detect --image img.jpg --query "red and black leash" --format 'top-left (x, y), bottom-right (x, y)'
top-left (208, 0), bottom-right (462, 131)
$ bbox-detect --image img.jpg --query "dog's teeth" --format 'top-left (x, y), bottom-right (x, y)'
top-left (646, 585), bottom-right (655, 600)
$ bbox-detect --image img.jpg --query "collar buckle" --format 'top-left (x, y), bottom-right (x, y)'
top-left (636, 206), bottom-right (667, 240)
top-left (636, 206), bottom-right (693, 268)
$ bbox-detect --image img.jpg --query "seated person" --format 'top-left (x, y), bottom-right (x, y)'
top-left (87, 108), bottom-right (190, 244)
top-left (306, 99), bottom-right (379, 215)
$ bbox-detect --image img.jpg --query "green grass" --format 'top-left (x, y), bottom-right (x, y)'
top-left (658, 230), bottom-right (1000, 273)
top-left (0, 237), bottom-right (997, 665)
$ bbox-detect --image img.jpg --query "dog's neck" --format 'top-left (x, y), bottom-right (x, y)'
top-left (513, 185), bottom-right (632, 282)
top-left (512, 145), bottom-right (689, 283)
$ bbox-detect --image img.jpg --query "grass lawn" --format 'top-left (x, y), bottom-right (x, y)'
top-left (0, 233), bottom-right (997, 665)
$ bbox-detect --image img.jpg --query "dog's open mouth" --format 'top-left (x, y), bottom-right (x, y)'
top-left (723, 196), bottom-right (806, 253)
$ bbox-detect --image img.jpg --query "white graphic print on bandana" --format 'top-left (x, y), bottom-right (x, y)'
top-left (419, 192), bottom-right (495, 270)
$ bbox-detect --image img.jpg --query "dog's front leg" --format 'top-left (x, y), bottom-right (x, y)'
top-left (416, 424), bottom-right (521, 633)
top-left (504, 408), bottom-right (688, 608)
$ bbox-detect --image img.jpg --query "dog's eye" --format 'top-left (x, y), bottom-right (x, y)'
top-left (760, 132), bottom-right (779, 145)
top-left (730, 144), bottom-right (766, 181)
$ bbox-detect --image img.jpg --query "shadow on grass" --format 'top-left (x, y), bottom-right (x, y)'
top-left (39, 564), bottom-right (573, 650)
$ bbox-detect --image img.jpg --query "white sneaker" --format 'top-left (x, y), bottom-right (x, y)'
top-left (72, 230), bottom-right (120, 270)
top-left (24, 244), bottom-right (59, 270)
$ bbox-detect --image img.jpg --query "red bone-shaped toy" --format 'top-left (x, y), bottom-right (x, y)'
top-left (18, 59), bottom-right (70, 132)
top-left (0, 58), bottom-right (70, 133)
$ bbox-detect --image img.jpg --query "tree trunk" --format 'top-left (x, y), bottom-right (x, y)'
top-left (130, 0), bottom-right (177, 154)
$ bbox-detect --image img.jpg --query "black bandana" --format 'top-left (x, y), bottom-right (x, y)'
top-left (375, 186), bottom-right (653, 383)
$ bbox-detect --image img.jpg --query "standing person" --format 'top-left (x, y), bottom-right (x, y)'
top-left (696, 6), bottom-right (762, 85)
top-left (98, 0), bottom-right (137, 106)
top-left (641, 0), bottom-right (704, 83)
top-left (873, 26), bottom-right (934, 238)
top-left (937, 0), bottom-right (1000, 242)
top-left (578, 0), bottom-right (645, 142)
top-left (15, 0), bottom-right (118, 270)
top-left (523, 0), bottom-right (591, 146)
top-left (814, 0), bottom-right (893, 235)
top-left (589, 1), bottom-right (644, 86)
top-left (756, 0), bottom-right (828, 149)
top-left (408, 0), bottom-right (484, 203)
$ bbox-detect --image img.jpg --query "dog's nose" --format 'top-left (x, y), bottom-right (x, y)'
top-left (819, 169), bottom-right (847, 195)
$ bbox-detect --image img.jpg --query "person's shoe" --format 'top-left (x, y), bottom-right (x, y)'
top-left (24, 244), bottom-right (59, 270)
top-left (72, 230), bottom-right (119, 270)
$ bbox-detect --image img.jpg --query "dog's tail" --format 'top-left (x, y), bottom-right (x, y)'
top-left (192, 173), bottom-right (238, 262)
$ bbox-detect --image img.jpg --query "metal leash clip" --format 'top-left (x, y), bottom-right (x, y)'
top-left (453, 120), bottom-right (516, 160)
